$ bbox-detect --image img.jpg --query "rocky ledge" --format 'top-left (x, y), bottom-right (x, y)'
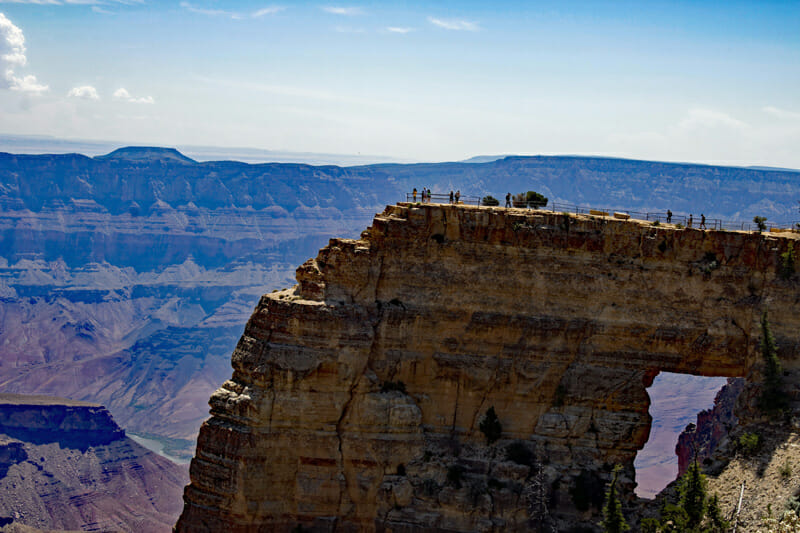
top-left (176, 203), bottom-right (800, 532)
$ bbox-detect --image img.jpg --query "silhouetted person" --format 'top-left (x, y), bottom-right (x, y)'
top-left (688, 214), bottom-right (693, 228)
top-left (455, 190), bottom-right (460, 204)
top-left (412, 188), bottom-right (417, 202)
top-left (666, 210), bottom-right (672, 223)
top-left (700, 214), bottom-right (706, 229)
top-left (505, 193), bottom-right (511, 208)
top-left (449, 190), bottom-right (454, 204)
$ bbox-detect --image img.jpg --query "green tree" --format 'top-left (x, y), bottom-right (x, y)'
top-left (601, 464), bottom-right (630, 533)
top-left (753, 216), bottom-right (768, 232)
top-left (759, 312), bottom-right (787, 414)
top-left (679, 458), bottom-right (707, 529)
top-left (705, 493), bottom-right (729, 532)
top-left (481, 195), bottom-right (500, 206)
top-left (780, 242), bottom-right (796, 279)
top-left (479, 406), bottom-right (502, 444)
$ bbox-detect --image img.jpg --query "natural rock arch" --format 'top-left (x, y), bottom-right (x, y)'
top-left (177, 203), bottom-right (799, 532)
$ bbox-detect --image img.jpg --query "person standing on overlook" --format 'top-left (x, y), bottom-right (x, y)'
top-left (449, 190), bottom-right (454, 204)
top-left (505, 193), bottom-right (511, 208)
top-left (455, 190), bottom-right (460, 204)
top-left (412, 188), bottom-right (417, 202)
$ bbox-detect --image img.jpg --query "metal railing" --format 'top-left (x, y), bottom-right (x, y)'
top-left (402, 193), bottom-right (800, 233)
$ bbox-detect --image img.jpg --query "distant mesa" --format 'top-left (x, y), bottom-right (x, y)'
top-left (95, 146), bottom-right (197, 164)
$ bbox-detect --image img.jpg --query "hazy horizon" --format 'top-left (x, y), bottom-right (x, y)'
top-left (1, 1), bottom-right (799, 167)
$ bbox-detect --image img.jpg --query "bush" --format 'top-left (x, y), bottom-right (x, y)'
top-left (479, 406), bottom-right (503, 445)
top-left (513, 190), bottom-right (548, 208)
top-left (380, 381), bottom-right (406, 394)
top-left (780, 460), bottom-right (792, 479)
top-left (570, 470), bottom-right (604, 511)
top-left (739, 432), bottom-right (761, 456)
top-left (481, 195), bottom-right (499, 206)
top-left (651, 220), bottom-right (660, 226)
top-left (447, 464), bottom-right (464, 488)
top-left (754, 216), bottom-right (768, 232)
top-left (505, 440), bottom-right (534, 466)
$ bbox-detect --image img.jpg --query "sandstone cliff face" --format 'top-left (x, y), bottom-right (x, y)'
top-left (177, 203), bottom-right (800, 532)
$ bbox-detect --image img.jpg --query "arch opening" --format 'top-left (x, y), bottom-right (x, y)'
top-left (634, 372), bottom-right (728, 498)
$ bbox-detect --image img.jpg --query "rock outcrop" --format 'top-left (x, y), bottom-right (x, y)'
top-left (177, 203), bottom-right (800, 531)
top-left (675, 378), bottom-right (745, 477)
top-left (0, 394), bottom-right (188, 532)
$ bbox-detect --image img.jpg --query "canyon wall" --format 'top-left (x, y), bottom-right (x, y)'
top-left (0, 394), bottom-right (188, 532)
top-left (177, 203), bottom-right (800, 531)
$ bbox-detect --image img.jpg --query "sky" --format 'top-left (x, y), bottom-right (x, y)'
top-left (0, 0), bottom-right (799, 167)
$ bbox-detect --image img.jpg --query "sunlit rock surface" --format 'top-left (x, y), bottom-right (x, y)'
top-left (177, 203), bottom-right (800, 531)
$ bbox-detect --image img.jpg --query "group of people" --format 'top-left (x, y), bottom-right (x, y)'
top-left (412, 187), bottom-right (433, 203)
top-left (666, 210), bottom-right (707, 229)
top-left (412, 188), bottom-right (460, 204)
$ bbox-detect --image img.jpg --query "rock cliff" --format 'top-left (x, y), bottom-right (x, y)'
top-left (0, 394), bottom-right (188, 532)
top-left (177, 203), bottom-right (800, 531)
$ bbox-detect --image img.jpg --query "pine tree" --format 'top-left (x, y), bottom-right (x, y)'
top-left (479, 406), bottom-right (502, 444)
top-left (759, 312), bottom-right (787, 414)
top-left (601, 464), bottom-right (629, 533)
top-left (706, 493), bottom-right (729, 532)
top-left (679, 457), bottom-right (707, 529)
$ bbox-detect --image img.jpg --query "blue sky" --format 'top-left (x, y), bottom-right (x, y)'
top-left (1, 1), bottom-right (799, 166)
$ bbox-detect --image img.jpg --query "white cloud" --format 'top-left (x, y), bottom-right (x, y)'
top-left (180, 2), bottom-right (284, 20)
top-left (386, 27), bottom-right (413, 34)
top-left (428, 16), bottom-right (479, 31)
top-left (763, 106), bottom-right (800, 121)
top-left (114, 87), bottom-right (153, 104)
top-left (322, 6), bottom-right (362, 16)
top-left (68, 85), bottom-right (99, 99)
top-left (0, 12), bottom-right (48, 93)
top-left (678, 108), bottom-right (747, 131)
top-left (91, 5), bottom-right (113, 14)
top-left (252, 6), bottom-right (283, 17)
top-left (0, 0), bottom-right (141, 4)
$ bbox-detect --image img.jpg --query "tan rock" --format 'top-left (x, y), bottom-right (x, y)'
top-left (177, 203), bottom-right (800, 532)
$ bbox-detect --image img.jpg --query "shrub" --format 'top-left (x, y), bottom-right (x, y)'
top-left (651, 220), bottom-right (660, 226)
top-left (512, 190), bottom-right (548, 208)
top-left (481, 195), bottom-right (500, 206)
top-left (781, 242), bottom-right (796, 280)
top-left (505, 440), bottom-right (534, 466)
top-left (754, 216), bottom-right (768, 232)
top-left (780, 460), bottom-right (792, 479)
top-left (380, 381), bottom-right (407, 394)
top-left (479, 406), bottom-right (503, 445)
top-left (447, 464), bottom-right (464, 489)
top-left (739, 432), bottom-right (761, 456)
top-left (570, 470), bottom-right (604, 512)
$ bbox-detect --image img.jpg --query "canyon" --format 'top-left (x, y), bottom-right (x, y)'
top-left (0, 394), bottom-right (187, 532)
top-left (177, 202), bottom-right (800, 531)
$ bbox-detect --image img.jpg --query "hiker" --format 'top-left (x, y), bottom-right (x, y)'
top-left (666, 209), bottom-right (672, 223)
top-left (412, 188), bottom-right (417, 202)
top-left (688, 214), bottom-right (693, 228)
top-left (505, 193), bottom-right (511, 208)
top-left (455, 190), bottom-right (460, 204)
top-left (449, 190), bottom-right (454, 204)
top-left (700, 214), bottom-right (706, 229)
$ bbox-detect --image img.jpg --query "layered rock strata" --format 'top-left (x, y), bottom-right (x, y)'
top-left (177, 203), bottom-right (800, 532)
top-left (0, 394), bottom-right (188, 532)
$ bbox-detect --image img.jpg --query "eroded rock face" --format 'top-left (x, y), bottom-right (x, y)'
top-left (177, 203), bottom-right (800, 532)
